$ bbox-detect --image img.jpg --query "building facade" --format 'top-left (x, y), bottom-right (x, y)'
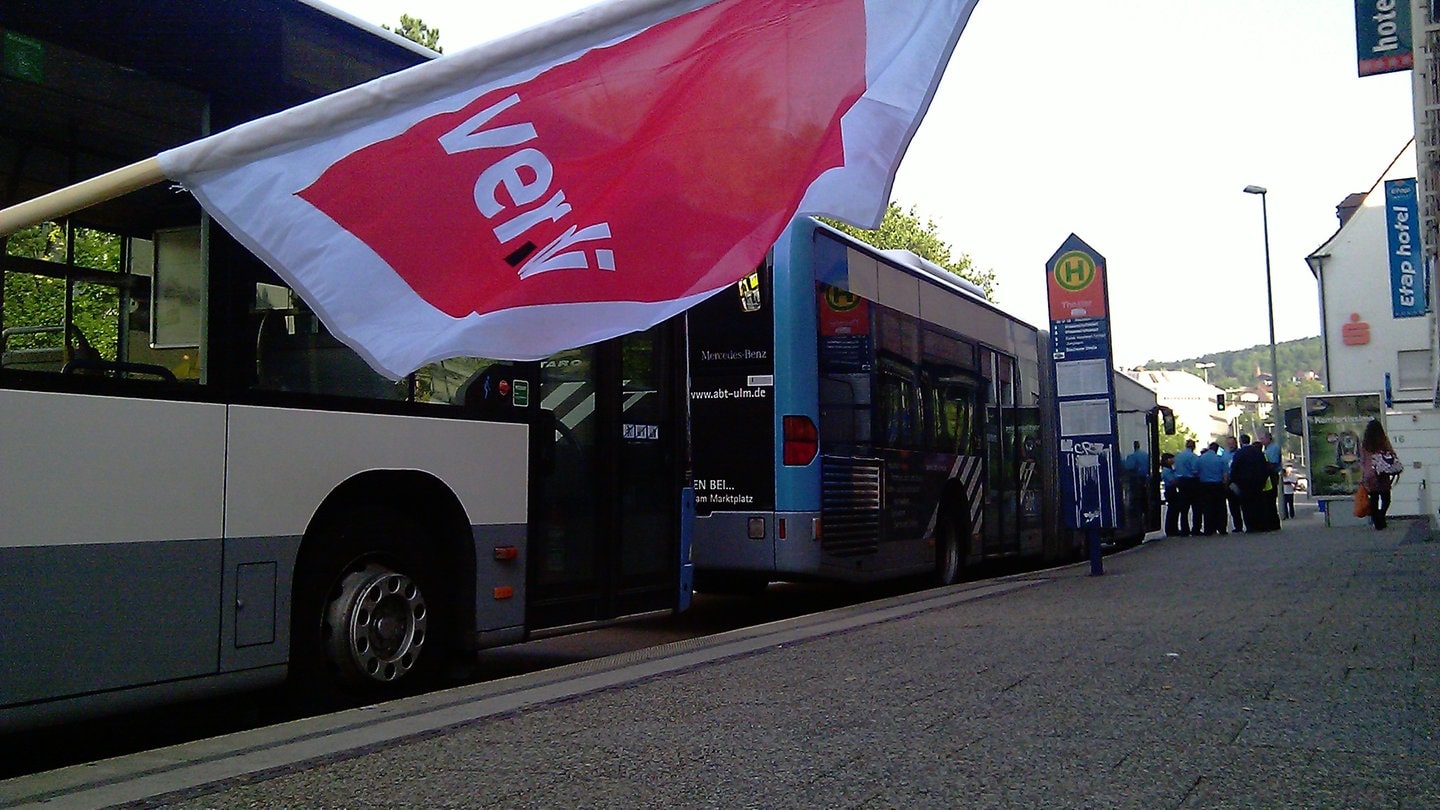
top-left (1307, 141), bottom-right (1432, 404)
top-left (1121, 368), bottom-right (1233, 444)
top-left (1307, 140), bottom-right (1436, 522)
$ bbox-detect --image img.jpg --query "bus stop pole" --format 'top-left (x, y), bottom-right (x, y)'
top-left (1088, 527), bottom-right (1103, 576)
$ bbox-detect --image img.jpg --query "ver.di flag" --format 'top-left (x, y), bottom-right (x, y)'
top-left (157, 0), bottom-right (980, 378)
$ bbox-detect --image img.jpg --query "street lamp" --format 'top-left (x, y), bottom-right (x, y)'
top-left (1195, 361), bottom-right (1215, 383)
top-left (1243, 185), bottom-right (1281, 461)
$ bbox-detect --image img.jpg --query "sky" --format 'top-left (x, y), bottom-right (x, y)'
top-left (320, 0), bottom-right (1418, 369)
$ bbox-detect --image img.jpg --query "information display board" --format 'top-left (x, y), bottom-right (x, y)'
top-left (1045, 235), bottom-right (1120, 530)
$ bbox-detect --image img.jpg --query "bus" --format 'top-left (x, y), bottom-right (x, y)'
top-left (0, 214), bottom-right (693, 730)
top-left (0, 3), bottom-right (693, 731)
top-left (686, 218), bottom-right (1079, 590)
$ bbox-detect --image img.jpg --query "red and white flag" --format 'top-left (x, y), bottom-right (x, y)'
top-left (158, 0), bottom-right (980, 378)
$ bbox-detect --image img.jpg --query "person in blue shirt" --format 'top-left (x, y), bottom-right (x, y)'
top-left (1123, 441), bottom-right (1150, 526)
top-left (1172, 439), bottom-right (1200, 536)
top-left (1223, 435), bottom-right (1245, 533)
top-left (1195, 442), bottom-right (1228, 535)
top-left (1160, 452), bottom-right (1181, 537)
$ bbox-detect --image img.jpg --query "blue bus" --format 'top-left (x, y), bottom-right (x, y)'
top-left (686, 218), bottom-right (1079, 589)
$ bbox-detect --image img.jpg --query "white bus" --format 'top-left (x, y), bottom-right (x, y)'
top-left (0, 215), bottom-right (693, 729)
top-left (0, 7), bottom-right (693, 730)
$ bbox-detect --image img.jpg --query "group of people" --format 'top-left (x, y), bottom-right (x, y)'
top-left (1160, 432), bottom-right (1283, 537)
top-left (1158, 419), bottom-right (1404, 536)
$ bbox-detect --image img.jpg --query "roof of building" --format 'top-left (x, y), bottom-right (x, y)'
top-left (1307, 138), bottom-right (1416, 275)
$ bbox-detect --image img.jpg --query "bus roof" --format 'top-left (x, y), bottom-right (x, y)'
top-left (800, 217), bottom-right (1041, 335)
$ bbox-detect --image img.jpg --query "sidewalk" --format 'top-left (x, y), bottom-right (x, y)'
top-left (9, 510), bottom-right (1439, 809)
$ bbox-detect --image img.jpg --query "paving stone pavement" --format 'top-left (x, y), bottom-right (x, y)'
top-left (46, 512), bottom-right (1440, 808)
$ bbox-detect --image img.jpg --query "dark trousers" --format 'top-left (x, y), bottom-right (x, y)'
top-left (1227, 488), bottom-right (1245, 531)
top-left (1198, 481), bottom-right (1226, 534)
top-left (1282, 493), bottom-right (1295, 519)
top-left (1242, 487), bottom-right (1280, 532)
top-left (1368, 489), bottom-right (1391, 529)
top-left (1175, 478), bottom-right (1198, 535)
top-left (1164, 484), bottom-right (1182, 536)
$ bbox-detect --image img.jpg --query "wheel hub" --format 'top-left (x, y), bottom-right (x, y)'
top-left (325, 564), bottom-right (429, 684)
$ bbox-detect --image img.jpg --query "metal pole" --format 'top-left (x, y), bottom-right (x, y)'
top-left (1259, 192), bottom-right (1281, 462)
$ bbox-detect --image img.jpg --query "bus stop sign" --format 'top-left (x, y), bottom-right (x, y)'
top-left (1045, 234), bottom-right (1120, 532)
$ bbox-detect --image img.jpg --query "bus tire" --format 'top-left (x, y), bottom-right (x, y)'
top-left (291, 507), bottom-right (448, 702)
top-left (934, 515), bottom-right (964, 587)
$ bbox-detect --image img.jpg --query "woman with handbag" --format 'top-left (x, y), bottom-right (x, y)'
top-left (1359, 419), bottom-right (1403, 530)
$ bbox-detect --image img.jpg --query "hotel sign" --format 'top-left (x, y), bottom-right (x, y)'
top-left (1385, 178), bottom-right (1426, 318)
top-left (1356, 0), bottom-right (1413, 76)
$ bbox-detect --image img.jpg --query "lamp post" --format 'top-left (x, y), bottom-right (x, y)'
top-left (1243, 185), bottom-right (1281, 462)
top-left (1195, 361), bottom-right (1215, 384)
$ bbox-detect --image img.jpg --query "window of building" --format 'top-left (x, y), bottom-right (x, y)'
top-left (1397, 349), bottom-right (1432, 391)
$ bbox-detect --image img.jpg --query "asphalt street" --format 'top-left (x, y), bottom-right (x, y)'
top-left (6, 506), bottom-right (1437, 809)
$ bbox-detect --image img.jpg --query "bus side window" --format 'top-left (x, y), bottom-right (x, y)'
top-left (935, 382), bottom-right (975, 457)
top-left (253, 285), bottom-right (403, 400)
top-left (818, 373), bottom-right (870, 449)
top-left (2, 221), bottom-right (193, 383)
top-left (878, 370), bottom-right (919, 449)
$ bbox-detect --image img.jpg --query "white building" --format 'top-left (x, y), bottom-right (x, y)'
top-left (1306, 141), bottom-right (1432, 403)
top-left (1120, 368), bottom-right (1233, 443)
top-left (1306, 140), bottom-right (1437, 523)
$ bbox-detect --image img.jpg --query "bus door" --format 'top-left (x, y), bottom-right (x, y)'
top-left (931, 372), bottom-right (983, 542)
top-left (527, 322), bottom-right (685, 629)
top-left (980, 350), bottom-right (1022, 556)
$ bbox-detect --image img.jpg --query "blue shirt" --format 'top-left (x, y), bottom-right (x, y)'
top-left (1125, 450), bottom-right (1150, 478)
top-left (1197, 450), bottom-right (1227, 483)
top-left (1174, 448), bottom-right (1199, 479)
top-left (1263, 442), bottom-right (1281, 471)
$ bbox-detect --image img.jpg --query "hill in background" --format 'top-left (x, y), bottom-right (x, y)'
top-left (1137, 336), bottom-right (1322, 391)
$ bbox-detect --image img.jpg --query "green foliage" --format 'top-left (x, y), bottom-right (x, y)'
top-left (385, 14), bottom-right (442, 53)
top-left (1142, 336), bottom-right (1324, 394)
top-left (821, 202), bottom-right (998, 298)
top-left (1158, 415), bottom-right (1197, 457)
top-left (3, 222), bottom-right (123, 359)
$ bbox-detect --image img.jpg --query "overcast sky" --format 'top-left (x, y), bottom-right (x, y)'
top-left (322, 0), bottom-right (1418, 368)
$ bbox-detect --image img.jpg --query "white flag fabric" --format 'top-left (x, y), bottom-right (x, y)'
top-left (158, 0), bottom-right (980, 378)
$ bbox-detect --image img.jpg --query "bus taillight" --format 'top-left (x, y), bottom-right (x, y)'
top-left (782, 415), bottom-right (818, 466)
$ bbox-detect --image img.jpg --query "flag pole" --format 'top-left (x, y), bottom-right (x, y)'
top-left (0, 157), bottom-right (165, 236)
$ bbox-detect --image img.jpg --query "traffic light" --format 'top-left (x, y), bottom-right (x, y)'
top-left (1216, 393), bottom-right (1226, 411)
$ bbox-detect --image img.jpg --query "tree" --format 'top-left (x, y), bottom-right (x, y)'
top-left (3, 222), bottom-right (123, 360)
top-left (1158, 415), bottom-right (1197, 457)
top-left (821, 202), bottom-right (998, 298)
top-left (385, 14), bottom-right (442, 53)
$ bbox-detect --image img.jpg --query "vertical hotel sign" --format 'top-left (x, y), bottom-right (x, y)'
top-left (1046, 235), bottom-right (1120, 529)
top-left (1385, 178), bottom-right (1427, 317)
top-left (1356, 0), bottom-right (1412, 76)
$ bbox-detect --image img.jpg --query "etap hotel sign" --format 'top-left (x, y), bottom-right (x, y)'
top-left (1045, 234), bottom-right (1120, 530)
top-left (1385, 178), bottom-right (1427, 318)
top-left (1356, 0), bottom-right (1413, 76)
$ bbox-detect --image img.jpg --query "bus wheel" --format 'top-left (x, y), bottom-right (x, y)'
top-left (934, 517), bottom-right (963, 586)
top-left (292, 509), bottom-right (446, 701)
top-left (323, 563), bottom-right (429, 685)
